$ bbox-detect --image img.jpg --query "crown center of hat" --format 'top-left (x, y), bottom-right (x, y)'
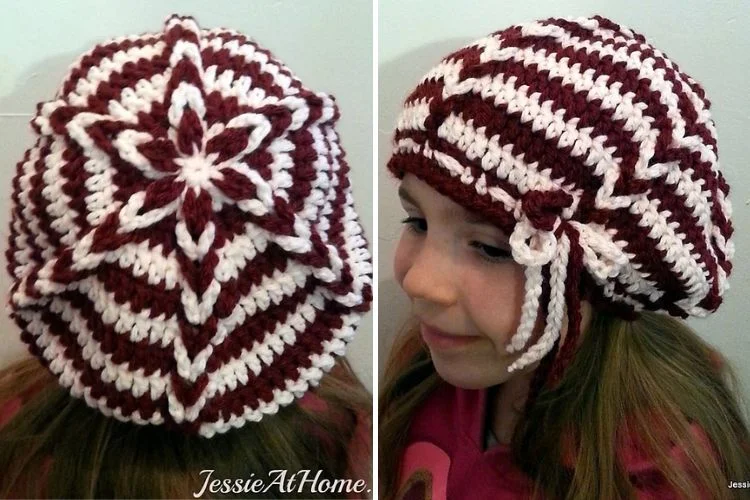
top-left (174, 154), bottom-right (219, 190)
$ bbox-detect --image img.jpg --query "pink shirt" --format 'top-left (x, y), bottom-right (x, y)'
top-left (395, 381), bottom-right (714, 499)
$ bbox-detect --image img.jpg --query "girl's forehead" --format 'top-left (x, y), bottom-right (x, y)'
top-left (398, 174), bottom-right (462, 211)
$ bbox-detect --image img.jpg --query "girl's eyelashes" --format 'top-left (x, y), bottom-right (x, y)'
top-left (470, 241), bottom-right (512, 263)
top-left (399, 215), bottom-right (511, 264)
top-left (400, 216), bottom-right (427, 234)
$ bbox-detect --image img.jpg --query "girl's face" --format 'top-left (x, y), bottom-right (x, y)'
top-left (394, 173), bottom-right (567, 389)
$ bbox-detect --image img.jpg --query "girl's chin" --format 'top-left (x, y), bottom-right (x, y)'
top-left (431, 358), bottom-right (513, 390)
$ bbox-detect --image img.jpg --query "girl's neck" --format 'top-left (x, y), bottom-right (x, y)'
top-left (487, 368), bottom-right (536, 446)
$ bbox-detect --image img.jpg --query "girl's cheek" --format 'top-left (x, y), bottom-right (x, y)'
top-left (463, 264), bottom-right (526, 345)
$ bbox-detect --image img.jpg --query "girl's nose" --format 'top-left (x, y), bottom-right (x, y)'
top-left (400, 242), bottom-right (458, 307)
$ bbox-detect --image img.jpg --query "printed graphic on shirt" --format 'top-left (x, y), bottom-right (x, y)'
top-left (395, 441), bottom-right (451, 500)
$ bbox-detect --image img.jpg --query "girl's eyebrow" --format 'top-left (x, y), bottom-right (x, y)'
top-left (397, 185), bottom-right (419, 207)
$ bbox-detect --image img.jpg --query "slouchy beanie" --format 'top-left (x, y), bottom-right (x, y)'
top-left (387, 14), bottom-right (733, 390)
top-left (6, 14), bottom-right (373, 437)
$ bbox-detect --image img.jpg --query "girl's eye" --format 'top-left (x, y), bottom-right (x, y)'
top-left (470, 241), bottom-right (512, 263)
top-left (400, 216), bottom-right (427, 234)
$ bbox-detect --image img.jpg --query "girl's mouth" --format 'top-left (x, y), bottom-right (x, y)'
top-left (420, 323), bottom-right (482, 350)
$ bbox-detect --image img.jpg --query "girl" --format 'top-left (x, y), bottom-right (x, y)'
top-left (0, 14), bottom-right (373, 498)
top-left (380, 14), bottom-right (750, 500)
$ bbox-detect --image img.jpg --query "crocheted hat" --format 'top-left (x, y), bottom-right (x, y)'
top-left (6, 14), bottom-right (373, 437)
top-left (387, 14), bottom-right (733, 384)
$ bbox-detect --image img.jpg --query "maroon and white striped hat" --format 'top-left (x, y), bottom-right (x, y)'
top-left (387, 15), bottom-right (733, 384)
top-left (6, 14), bottom-right (372, 437)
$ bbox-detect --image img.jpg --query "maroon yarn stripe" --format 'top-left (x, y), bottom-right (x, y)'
top-left (393, 128), bottom-right (523, 202)
top-left (198, 303), bottom-right (346, 423)
top-left (59, 150), bottom-right (94, 231)
top-left (55, 288), bottom-right (173, 374)
top-left (6, 140), bottom-right (41, 276)
top-left (60, 35), bottom-right (165, 98)
top-left (18, 311), bottom-right (166, 420)
top-left (387, 151), bottom-right (517, 233)
top-left (208, 278), bottom-right (320, 370)
top-left (285, 129), bottom-right (317, 213)
top-left (453, 29), bottom-right (725, 255)
top-left (404, 80), bottom-right (445, 108)
top-left (455, 21), bottom-right (724, 230)
top-left (537, 17), bottom-right (714, 115)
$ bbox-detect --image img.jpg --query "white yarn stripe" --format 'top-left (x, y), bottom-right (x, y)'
top-left (508, 231), bottom-right (571, 373)
top-left (435, 112), bottom-right (575, 199)
top-left (41, 140), bottom-right (80, 247)
top-left (417, 59), bottom-right (463, 89)
top-left (393, 137), bottom-right (516, 214)
top-left (210, 265), bottom-right (311, 348)
top-left (569, 220), bottom-right (663, 302)
top-left (62, 112), bottom-right (124, 226)
top-left (11, 139), bottom-right (47, 275)
top-left (307, 125), bottom-right (340, 232)
top-left (396, 97), bottom-right (432, 132)
top-left (197, 312), bottom-right (362, 438)
top-left (63, 42), bottom-right (168, 107)
top-left (518, 19), bottom-right (731, 251)
top-left (506, 264), bottom-right (544, 354)
top-left (171, 294), bottom-right (326, 423)
top-left (202, 36), bottom-right (296, 96)
top-left (14, 308), bottom-right (165, 426)
top-left (263, 137), bottom-right (295, 204)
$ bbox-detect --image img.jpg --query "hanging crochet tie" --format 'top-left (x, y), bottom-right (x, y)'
top-left (506, 189), bottom-right (575, 373)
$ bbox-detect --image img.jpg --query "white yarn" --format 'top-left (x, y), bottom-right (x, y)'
top-left (508, 232), bottom-right (571, 373)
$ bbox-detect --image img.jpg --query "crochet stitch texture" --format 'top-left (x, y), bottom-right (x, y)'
top-left (387, 15), bottom-right (733, 381)
top-left (6, 14), bottom-right (373, 437)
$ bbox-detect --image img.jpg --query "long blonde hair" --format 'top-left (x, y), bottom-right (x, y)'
top-left (379, 309), bottom-right (750, 499)
top-left (0, 356), bottom-right (372, 498)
